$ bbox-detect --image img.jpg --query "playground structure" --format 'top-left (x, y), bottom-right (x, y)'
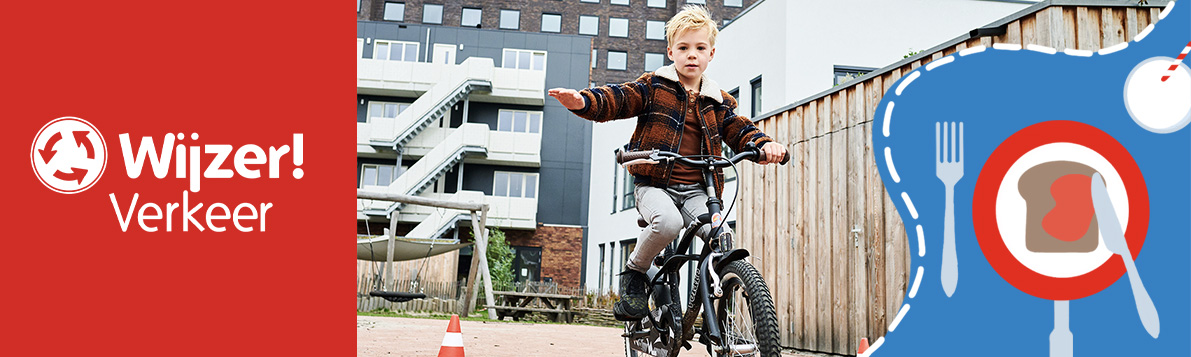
top-left (357, 189), bottom-right (497, 319)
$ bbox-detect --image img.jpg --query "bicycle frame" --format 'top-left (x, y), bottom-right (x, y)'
top-left (625, 152), bottom-right (761, 356)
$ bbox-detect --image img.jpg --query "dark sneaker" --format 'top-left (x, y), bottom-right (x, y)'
top-left (614, 268), bottom-right (650, 321)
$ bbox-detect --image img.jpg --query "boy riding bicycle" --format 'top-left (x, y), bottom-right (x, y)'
top-left (549, 5), bottom-right (787, 321)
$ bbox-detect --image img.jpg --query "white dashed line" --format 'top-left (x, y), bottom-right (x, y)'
top-left (884, 147), bottom-right (900, 183)
top-left (908, 266), bottom-right (924, 299)
top-left (1026, 44), bottom-right (1057, 54)
top-left (1135, 23), bottom-right (1155, 42)
top-left (993, 43), bottom-right (1022, 51)
top-left (916, 224), bottom-right (925, 257)
top-left (895, 71), bottom-right (920, 96)
top-left (925, 56), bottom-right (954, 71)
top-left (959, 45), bottom-right (986, 56)
top-left (861, 337), bottom-right (885, 357)
top-left (1098, 42), bottom-right (1128, 55)
top-left (883, 102), bottom-right (895, 137)
top-left (1064, 48), bottom-right (1093, 57)
top-left (901, 192), bottom-right (919, 220)
top-left (888, 304), bottom-right (911, 332)
top-left (1160, 1), bottom-right (1175, 20)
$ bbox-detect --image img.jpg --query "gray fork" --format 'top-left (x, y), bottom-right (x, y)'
top-left (936, 122), bottom-right (963, 297)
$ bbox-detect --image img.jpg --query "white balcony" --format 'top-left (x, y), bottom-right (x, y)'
top-left (357, 190), bottom-right (538, 232)
top-left (395, 126), bottom-right (541, 166)
top-left (357, 57), bottom-right (544, 105)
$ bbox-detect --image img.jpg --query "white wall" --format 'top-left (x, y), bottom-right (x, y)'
top-left (707, 0), bottom-right (1034, 119)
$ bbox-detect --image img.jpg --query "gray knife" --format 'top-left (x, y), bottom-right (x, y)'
top-left (1090, 172), bottom-right (1159, 338)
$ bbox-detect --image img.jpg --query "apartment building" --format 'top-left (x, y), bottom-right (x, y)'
top-left (356, 20), bottom-right (593, 289)
top-left (357, 0), bottom-right (759, 87)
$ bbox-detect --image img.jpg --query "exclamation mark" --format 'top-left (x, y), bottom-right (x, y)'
top-left (292, 133), bottom-right (304, 179)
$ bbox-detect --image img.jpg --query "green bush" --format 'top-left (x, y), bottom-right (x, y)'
top-left (473, 227), bottom-right (514, 291)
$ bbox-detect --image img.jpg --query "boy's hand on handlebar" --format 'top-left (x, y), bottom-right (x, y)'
top-left (548, 88), bottom-right (585, 110)
top-left (759, 142), bottom-right (788, 165)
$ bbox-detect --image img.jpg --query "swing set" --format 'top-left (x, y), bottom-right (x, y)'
top-left (356, 190), bottom-right (498, 319)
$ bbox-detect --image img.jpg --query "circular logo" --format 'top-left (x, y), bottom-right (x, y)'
top-left (30, 117), bottom-right (108, 194)
top-left (973, 121), bottom-right (1149, 301)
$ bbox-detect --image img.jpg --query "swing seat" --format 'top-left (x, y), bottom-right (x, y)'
top-left (369, 290), bottom-right (426, 303)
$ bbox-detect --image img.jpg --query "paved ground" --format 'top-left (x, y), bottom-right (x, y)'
top-left (357, 315), bottom-right (824, 356)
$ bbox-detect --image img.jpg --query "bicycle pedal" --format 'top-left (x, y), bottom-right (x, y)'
top-left (683, 341), bottom-right (692, 350)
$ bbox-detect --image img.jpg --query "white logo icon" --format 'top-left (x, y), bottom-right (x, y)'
top-left (30, 117), bottom-right (108, 194)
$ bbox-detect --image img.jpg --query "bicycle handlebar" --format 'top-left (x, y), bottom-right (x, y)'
top-left (616, 142), bottom-right (790, 167)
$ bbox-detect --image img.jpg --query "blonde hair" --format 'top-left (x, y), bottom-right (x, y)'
top-left (665, 5), bottom-right (719, 47)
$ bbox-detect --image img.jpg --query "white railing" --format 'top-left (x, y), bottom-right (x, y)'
top-left (358, 190), bottom-right (538, 232)
top-left (401, 127), bottom-right (541, 165)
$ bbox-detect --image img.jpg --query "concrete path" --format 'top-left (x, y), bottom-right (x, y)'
top-left (357, 315), bottom-right (824, 356)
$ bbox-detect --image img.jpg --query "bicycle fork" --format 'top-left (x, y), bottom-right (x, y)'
top-left (698, 255), bottom-right (724, 347)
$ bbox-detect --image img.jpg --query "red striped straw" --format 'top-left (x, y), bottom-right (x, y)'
top-left (1160, 41), bottom-right (1191, 82)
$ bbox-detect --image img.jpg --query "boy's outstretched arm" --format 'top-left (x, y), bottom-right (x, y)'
top-left (549, 74), bottom-right (652, 123)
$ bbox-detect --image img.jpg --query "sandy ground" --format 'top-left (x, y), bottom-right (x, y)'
top-left (357, 315), bottom-right (823, 357)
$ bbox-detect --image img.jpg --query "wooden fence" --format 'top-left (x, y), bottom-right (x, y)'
top-left (357, 252), bottom-right (461, 313)
top-left (736, 2), bottom-right (1168, 354)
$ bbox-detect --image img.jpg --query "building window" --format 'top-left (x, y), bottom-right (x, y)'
top-left (360, 164), bottom-right (399, 188)
top-left (644, 53), bottom-right (664, 72)
top-left (581, 0), bottom-right (599, 3)
top-left (609, 18), bottom-right (628, 38)
top-left (722, 143), bottom-right (738, 182)
top-left (619, 239), bottom-right (637, 273)
top-left (725, 0), bottom-right (743, 7)
top-left (727, 87), bottom-right (739, 102)
top-left (510, 246), bottom-right (542, 283)
top-left (373, 40), bottom-right (419, 62)
top-left (648, 0), bottom-right (666, 8)
top-left (502, 49), bottom-right (546, 71)
top-left (591, 49), bottom-right (598, 68)
top-left (750, 76), bottom-right (762, 118)
top-left (687, 0), bottom-right (705, 4)
top-left (646, 21), bottom-right (665, 40)
top-left (422, 4), bottom-right (443, 24)
top-left (541, 13), bottom-right (562, 33)
top-left (357, 0), bottom-right (361, 12)
top-left (500, 9), bottom-right (520, 30)
top-left (461, 8), bottom-right (482, 27)
top-left (598, 244), bottom-right (607, 293)
top-left (366, 101), bottom-right (411, 123)
top-left (383, 2), bottom-right (405, 22)
top-left (833, 65), bottom-right (875, 86)
top-left (622, 166), bottom-right (635, 210)
top-left (612, 157), bottom-right (620, 213)
top-left (607, 51), bottom-right (627, 71)
top-left (612, 0), bottom-right (629, 5)
top-left (497, 110), bottom-right (542, 133)
top-left (493, 172), bottom-right (538, 198)
top-left (579, 16), bottom-right (599, 36)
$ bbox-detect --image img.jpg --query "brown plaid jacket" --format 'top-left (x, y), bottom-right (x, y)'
top-left (570, 64), bottom-right (774, 198)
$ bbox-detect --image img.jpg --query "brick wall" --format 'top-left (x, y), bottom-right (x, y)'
top-left (358, 0), bottom-right (757, 87)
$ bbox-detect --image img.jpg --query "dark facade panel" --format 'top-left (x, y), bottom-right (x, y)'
top-left (359, 20), bottom-right (593, 226)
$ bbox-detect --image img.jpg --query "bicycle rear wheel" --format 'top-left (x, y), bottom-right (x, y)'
top-left (712, 260), bottom-right (780, 356)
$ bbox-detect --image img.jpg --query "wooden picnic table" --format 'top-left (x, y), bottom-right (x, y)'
top-left (486, 291), bottom-right (582, 323)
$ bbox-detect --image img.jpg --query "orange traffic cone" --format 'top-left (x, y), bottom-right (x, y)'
top-left (438, 314), bottom-right (465, 357)
top-left (858, 338), bottom-right (870, 355)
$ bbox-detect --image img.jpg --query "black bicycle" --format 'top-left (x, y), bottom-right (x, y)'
top-left (616, 143), bottom-right (786, 357)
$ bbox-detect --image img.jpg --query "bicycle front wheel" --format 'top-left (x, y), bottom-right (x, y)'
top-left (713, 260), bottom-right (781, 357)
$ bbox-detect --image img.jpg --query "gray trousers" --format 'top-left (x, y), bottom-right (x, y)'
top-left (627, 183), bottom-right (712, 273)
